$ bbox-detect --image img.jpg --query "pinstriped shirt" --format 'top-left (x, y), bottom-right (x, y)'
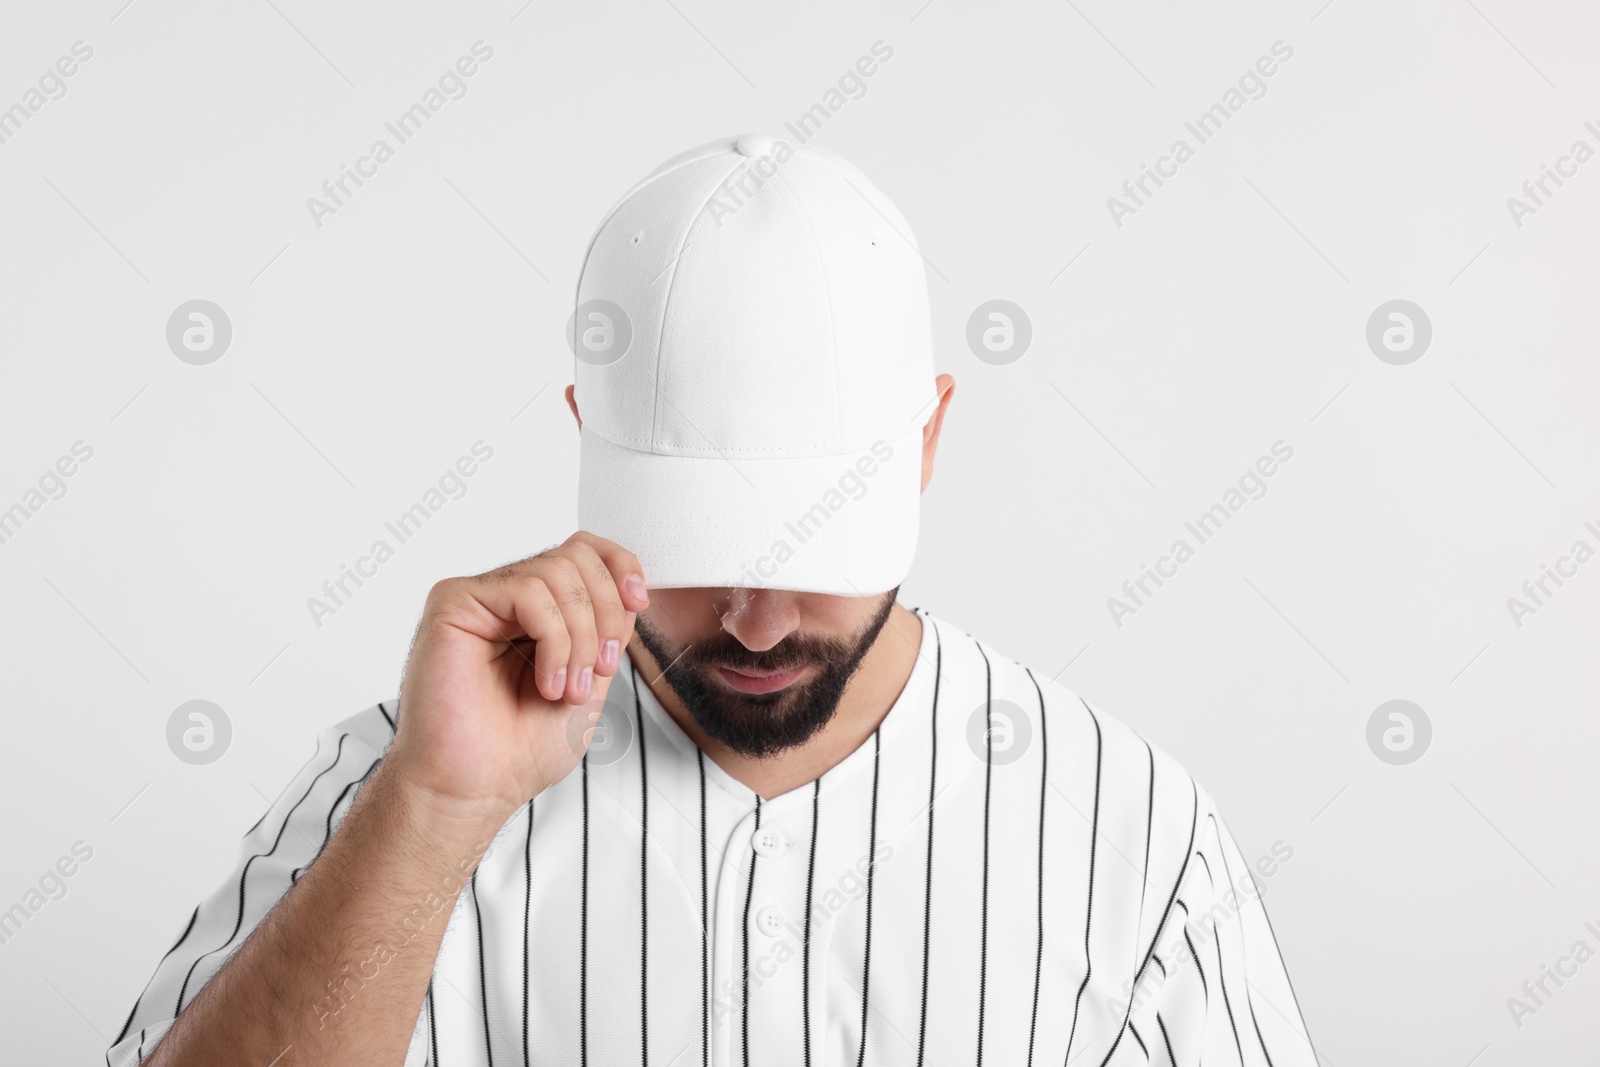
top-left (107, 609), bottom-right (1317, 1066)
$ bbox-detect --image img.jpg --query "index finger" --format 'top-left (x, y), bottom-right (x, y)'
top-left (564, 531), bottom-right (649, 612)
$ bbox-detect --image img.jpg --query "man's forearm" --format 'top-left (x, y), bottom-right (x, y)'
top-left (145, 766), bottom-right (515, 1066)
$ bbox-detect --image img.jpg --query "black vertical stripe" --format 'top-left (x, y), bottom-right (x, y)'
top-left (1210, 905), bottom-right (1246, 1066)
top-left (1124, 783), bottom-right (1200, 1003)
top-left (377, 700), bottom-right (396, 733)
top-left (523, 799), bottom-right (534, 1067)
top-left (1249, 1005), bottom-right (1278, 1067)
top-left (1128, 1020), bottom-right (1149, 1061)
top-left (741, 796), bottom-right (763, 1067)
top-left (1208, 811), bottom-right (1281, 1067)
top-left (175, 734), bottom-right (350, 1016)
top-left (1200, 825), bottom-right (1248, 1067)
top-left (473, 870), bottom-right (495, 1067)
top-left (636, 671), bottom-right (650, 1067)
top-left (580, 752), bottom-right (590, 1067)
top-left (1136, 743), bottom-right (1155, 952)
top-left (1178, 906), bottom-right (1208, 1004)
top-left (110, 993), bottom-right (139, 1063)
top-left (914, 614), bottom-right (943, 1067)
top-left (1024, 668), bottom-right (1048, 1067)
top-left (1156, 1014), bottom-right (1177, 1066)
top-left (1237, 830), bottom-right (1316, 1060)
top-left (1102, 769), bottom-right (1201, 1067)
top-left (242, 807), bottom-right (273, 841)
top-left (974, 640), bottom-right (993, 1067)
top-left (111, 904), bottom-right (199, 1059)
top-left (802, 777), bottom-right (821, 1067)
top-left (292, 754), bottom-right (382, 883)
top-left (428, 979), bottom-right (439, 1067)
top-left (697, 755), bottom-right (710, 1067)
top-left (854, 729), bottom-right (882, 1067)
top-left (1097, 746), bottom-right (1160, 1067)
top-left (1062, 703), bottom-right (1104, 1065)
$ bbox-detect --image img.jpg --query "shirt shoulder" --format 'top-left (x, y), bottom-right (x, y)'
top-left (918, 610), bottom-right (1207, 886)
top-left (105, 698), bottom-right (404, 1065)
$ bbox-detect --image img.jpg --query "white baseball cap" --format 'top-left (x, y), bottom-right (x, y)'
top-left (571, 133), bottom-right (937, 596)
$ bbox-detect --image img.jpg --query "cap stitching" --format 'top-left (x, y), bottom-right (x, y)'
top-left (582, 421), bottom-right (921, 457)
top-left (770, 160), bottom-right (843, 449)
top-left (649, 152), bottom-right (756, 448)
top-left (574, 139), bottom-right (743, 431)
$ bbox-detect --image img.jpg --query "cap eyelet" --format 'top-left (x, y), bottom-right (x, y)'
top-left (632, 231), bottom-right (644, 245)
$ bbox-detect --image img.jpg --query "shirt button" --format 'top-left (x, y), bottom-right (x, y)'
top-left (752, 828), bottom-right (787, 858)
top-left (755, 905), bottom-right (786, 937)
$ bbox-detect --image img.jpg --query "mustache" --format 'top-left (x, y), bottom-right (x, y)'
top-left (677, 631), bottom-right (854, 674)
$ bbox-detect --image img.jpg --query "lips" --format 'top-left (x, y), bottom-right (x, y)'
top-left (714, 665), bottom-right (806, 695)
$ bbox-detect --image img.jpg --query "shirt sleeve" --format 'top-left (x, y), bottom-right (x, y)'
top-left (1123, 789), bottom-right (1317, 1067)
top-left (104, 704), bottom-right (398, 1066)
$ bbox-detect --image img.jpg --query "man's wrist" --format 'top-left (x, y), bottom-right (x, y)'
top-left (358, 764), bottom-right (514, 878)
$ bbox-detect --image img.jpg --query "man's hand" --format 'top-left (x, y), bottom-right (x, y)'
top-left (136, 532), bottom-right (648, 1066)
top-left (381, 531), bottom-right (650, 821)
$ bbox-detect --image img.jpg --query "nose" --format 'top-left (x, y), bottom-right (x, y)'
top-left (718, 588), bottom-right (800, 652)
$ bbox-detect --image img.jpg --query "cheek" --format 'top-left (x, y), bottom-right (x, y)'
top-left (807, 592), bottom-right (864, 623)
top-left (638, 588), bottom-right (724, 644)
top-left (804, 591), bottom-right (892, 635)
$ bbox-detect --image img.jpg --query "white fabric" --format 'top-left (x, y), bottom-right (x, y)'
top-left (578, 422), bottom-right (923, 596)
top-left (107, 611), bottom-right (1319, 1067)
top-left (572, 135), bottom-right (938, 592)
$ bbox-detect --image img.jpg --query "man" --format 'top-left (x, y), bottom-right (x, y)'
top-left (109, 135), bottom-right (1315, 1066)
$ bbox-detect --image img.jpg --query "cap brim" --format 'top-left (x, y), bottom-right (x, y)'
top-left (577, 425), bottom-right (921, 596)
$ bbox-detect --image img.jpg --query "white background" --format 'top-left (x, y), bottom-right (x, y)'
top-left (2, 0), bottom-right (1598, 1062)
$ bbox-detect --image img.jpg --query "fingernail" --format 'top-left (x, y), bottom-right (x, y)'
top-left (602, 639), bottom-right (620, 669)
top-left (624, 574), bottom-right (647, 603)
top-left (577, 666), bottom-right (594, 699)
top-left (551, 667), bottom-right (566, 695)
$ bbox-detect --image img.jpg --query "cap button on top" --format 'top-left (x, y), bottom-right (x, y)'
top-left (735, 133), bottom-right (775, 158)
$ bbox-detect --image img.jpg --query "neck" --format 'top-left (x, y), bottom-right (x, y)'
top-left (625, 602), bottom-right (923, 800)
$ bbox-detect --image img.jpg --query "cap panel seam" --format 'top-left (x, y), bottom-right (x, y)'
top-left (768, 162), bottom-right (842, 448)
top-left (651, 152), bottom-right (756, 447)
top-left (575, 141), bottom-right (738, 432)
top-left (573, 148), bottom-right (726, 312)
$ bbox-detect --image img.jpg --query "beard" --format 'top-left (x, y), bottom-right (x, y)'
top-left (632, 589), bottom-right (898, 759)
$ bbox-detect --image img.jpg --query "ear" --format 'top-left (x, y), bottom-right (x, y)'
top-left (565, 384), bottom-right (582, 430)
top-left (920, 373), bottom-right (955, 492)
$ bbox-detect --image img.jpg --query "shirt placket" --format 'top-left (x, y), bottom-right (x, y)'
top-left (712, 794), bottom-right (817, 1067)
